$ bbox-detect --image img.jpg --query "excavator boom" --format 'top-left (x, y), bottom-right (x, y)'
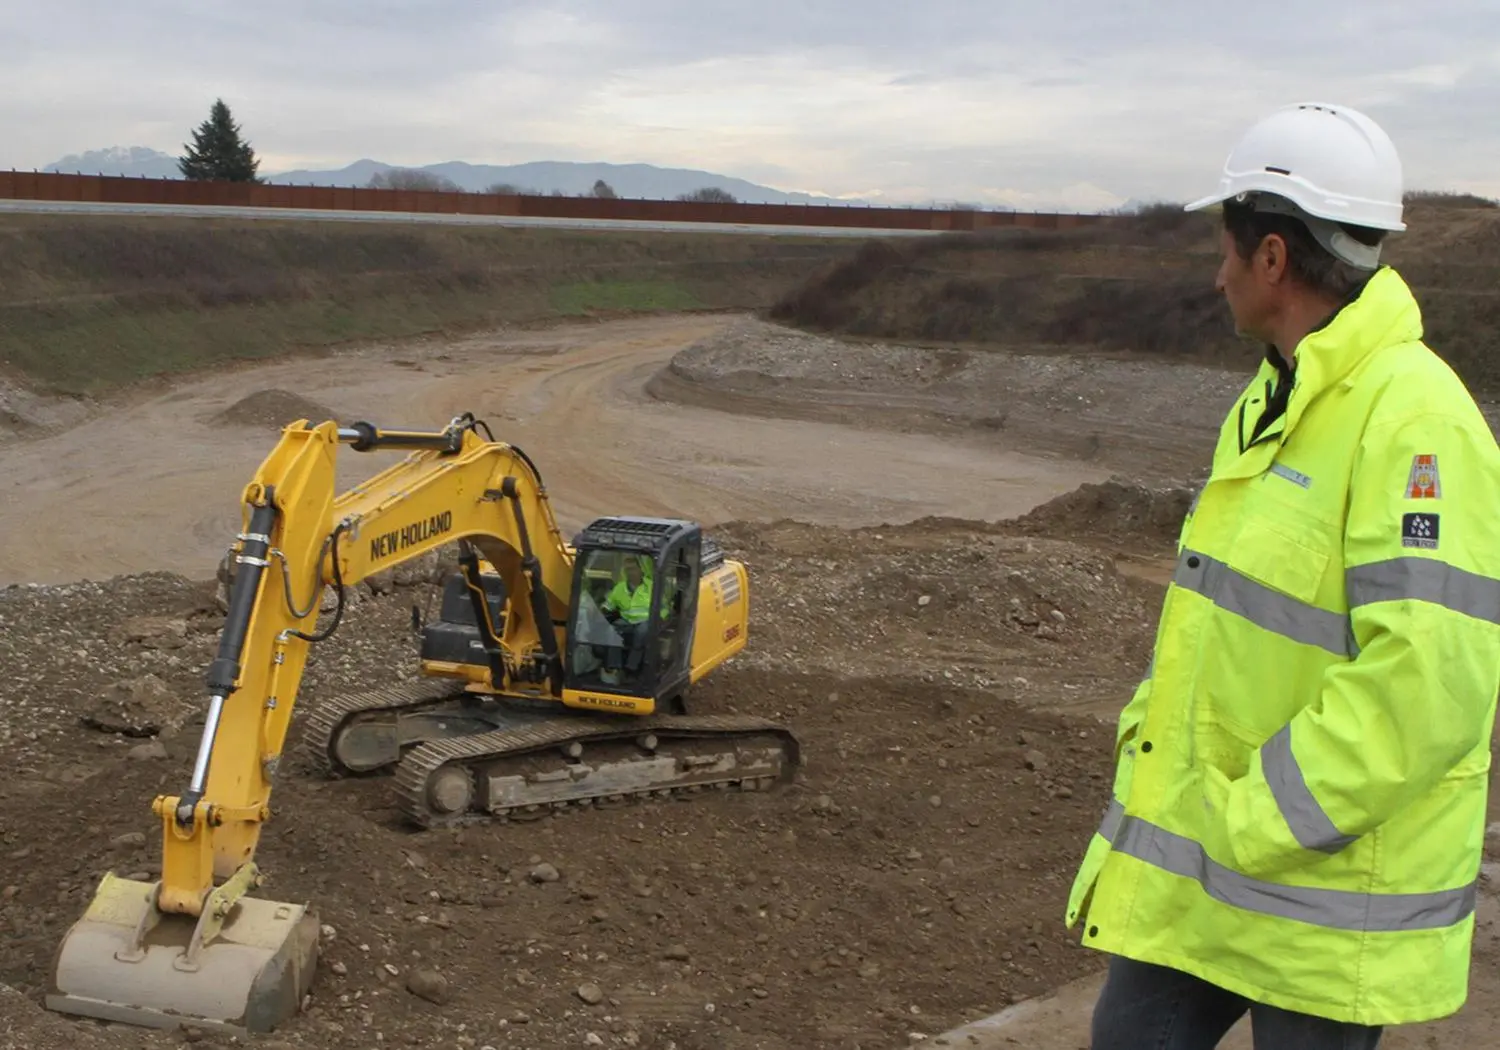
top-left (46, 413), bottom-right (795, 1036)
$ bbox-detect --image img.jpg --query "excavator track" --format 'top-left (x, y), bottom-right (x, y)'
top-left (299, 680), bottom-right (801, 827)
top-left (299, 678), bottom-right (475, 777)
top-left (392, 712), bottom-right (801, 828)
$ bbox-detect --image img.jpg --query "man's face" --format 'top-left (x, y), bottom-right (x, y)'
top-left (1215, 226), bottom-right (1281, 343)
top-left (626, 563), bottom-right (642, 587)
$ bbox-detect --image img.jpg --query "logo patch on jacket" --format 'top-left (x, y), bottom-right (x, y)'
top-left (1401, 512), bottom-right (1439, 549)
top-left (1405, 454), bottom-right (1442, 499)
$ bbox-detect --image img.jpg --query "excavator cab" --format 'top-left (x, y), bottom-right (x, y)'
top-left (561, 516), bottom-right (706, 711)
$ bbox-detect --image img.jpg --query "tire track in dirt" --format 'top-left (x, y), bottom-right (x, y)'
top-left (0, 313), bottom-right (1110, 586)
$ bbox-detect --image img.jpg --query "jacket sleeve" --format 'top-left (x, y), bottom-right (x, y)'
top-left (1222, 410), bottom-right (1500, 876)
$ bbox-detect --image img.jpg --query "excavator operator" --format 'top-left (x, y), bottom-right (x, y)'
top-left (599, 557), bottom-right (652, 684)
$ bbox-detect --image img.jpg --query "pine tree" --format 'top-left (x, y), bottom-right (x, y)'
top-left (178, 99), bottom-right (261, 182)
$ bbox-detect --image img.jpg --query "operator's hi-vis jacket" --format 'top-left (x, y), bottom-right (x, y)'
top-left (1066, 266), bottom-right (1500, 1026)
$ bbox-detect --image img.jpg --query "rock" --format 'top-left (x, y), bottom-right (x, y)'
top-left (111, 832), bottom-right (146, 850)
top-left (576, 982), bottom-right (605, 1005)
top-left (1024, 750), bottom-right (1048, 772)
top-left (663, 944), bottom-right (690, 961)
top-left (81, 674), bottom-right (191, 737)
top-left (126, 739), bottom-right (169, 761)
top-left (529, 862), bottom-right (560, 883)
top-left (585, 1034), bottom-right (604, 1047)
top-left (1049, 609), bottom-right (1067, 624)
top-left (405, 967), bottom-right (450, 1004)
top-left (917, 595), bottom-right (932, 607)
top-left (108, 615), bottom-right (189, 650)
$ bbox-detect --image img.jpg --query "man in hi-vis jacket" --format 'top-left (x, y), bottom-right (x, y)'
top-left (1068, 102), bottom-right (1500, 1050)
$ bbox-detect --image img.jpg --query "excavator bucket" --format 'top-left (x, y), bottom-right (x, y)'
top-left (46, 872), bottom-right (319, 1035)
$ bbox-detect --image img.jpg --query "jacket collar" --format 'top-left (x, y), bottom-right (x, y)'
top-left (1213, 266), bottom-right (1423, 482)
top-left (1284, 265), bottom-right (1424, 421)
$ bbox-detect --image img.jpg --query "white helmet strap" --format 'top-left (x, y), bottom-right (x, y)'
top-left (1237, 192), bottom-right (1384, 271)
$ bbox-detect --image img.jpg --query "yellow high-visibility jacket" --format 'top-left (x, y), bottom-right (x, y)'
top-left (604, 578), bottom-right (653, 624)
top-left (1066, 266), bottom-right (1500, 1025)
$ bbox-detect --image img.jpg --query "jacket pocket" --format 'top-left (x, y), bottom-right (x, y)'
top-left (1190, 515), bottom-right (1339, 773)
top-left (1229, 515), bottom-right (1331, 606)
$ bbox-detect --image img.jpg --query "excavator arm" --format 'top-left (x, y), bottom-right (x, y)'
top-left (161, 412), bottom-right (574, 911)
top-left (47, 413), bottom-right (584, 1033)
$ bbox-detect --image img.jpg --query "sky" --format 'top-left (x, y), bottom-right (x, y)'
top-left (4, 1), bottom-right (1499, 210)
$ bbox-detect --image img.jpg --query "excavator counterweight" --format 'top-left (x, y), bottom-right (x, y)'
top-left (46, 412), bottom-right (798, 1036)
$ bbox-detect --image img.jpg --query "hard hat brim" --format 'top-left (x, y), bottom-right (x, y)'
top-left (1183, 192), bottom-right (1229, 214)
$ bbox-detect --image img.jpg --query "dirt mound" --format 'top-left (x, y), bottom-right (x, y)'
top-left (212, 388), bottom-right (340, 429)
top-left (1008, 477), bottom-right (1196, 551)
top-left (766, 200), bottom-right (1500, 397)
top-left (712, 516), bottom-right (1159, 703)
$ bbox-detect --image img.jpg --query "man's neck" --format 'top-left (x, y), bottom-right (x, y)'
top-left (1266, 272), bottom-right (1374, 364)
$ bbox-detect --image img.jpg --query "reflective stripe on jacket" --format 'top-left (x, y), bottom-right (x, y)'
top-left (1065, 266), bottom-right (1500, 1026)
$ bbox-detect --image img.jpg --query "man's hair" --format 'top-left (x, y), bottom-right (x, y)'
top-left (1221, 197), bottom-right (1386, 300)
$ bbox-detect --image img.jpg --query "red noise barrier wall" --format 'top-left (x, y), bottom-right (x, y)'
top-left (0, 170), bottom-right (1120, 232)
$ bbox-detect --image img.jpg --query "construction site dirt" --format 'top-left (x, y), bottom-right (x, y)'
top-left (0, 313), bottom-right (1496, 1050)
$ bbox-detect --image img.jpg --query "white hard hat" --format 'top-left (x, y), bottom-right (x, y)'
top-left (1185, 102), bottom-right (1406, 238)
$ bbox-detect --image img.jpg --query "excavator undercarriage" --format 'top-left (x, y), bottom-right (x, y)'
top-left (301, 679), bottom-right (799, 827)
top-left (45, 412), bottom-right (800, 1036)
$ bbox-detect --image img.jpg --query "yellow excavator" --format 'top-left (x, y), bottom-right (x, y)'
top-left (45, 412), bottom-right (799, 1036)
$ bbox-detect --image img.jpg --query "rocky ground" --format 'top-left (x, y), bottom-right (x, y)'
top-left (0, 500), bottom-right (1168, 1050)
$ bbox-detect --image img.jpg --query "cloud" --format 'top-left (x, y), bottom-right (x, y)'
top-left (2, 0), bottom-right (1497, 208)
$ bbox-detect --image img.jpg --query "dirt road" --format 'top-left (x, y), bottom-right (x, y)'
top-left (0, 314), bottom-right (1110, 586)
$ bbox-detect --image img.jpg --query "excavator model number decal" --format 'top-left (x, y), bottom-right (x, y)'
top-left (370, 511), bottom-right (454, 560)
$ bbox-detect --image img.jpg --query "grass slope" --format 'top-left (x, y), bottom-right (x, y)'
top-left (0, 213), bottom-right (854, 396)
top-left (769, 194), bottom-right (1500, 395)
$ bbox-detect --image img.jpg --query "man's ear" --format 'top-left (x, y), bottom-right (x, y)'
top-left (1256, 233), bottom-right (1290, 285)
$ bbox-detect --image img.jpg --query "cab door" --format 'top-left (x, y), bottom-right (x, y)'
top-left (650, 527), bottom-right (702, 702)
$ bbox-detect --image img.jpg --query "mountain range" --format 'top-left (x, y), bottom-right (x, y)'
top-left (41, 146), bottom-right (867, 206)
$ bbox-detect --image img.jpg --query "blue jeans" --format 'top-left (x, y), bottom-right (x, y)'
top-left (1091, 956), bottom-right (1383, 1049)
